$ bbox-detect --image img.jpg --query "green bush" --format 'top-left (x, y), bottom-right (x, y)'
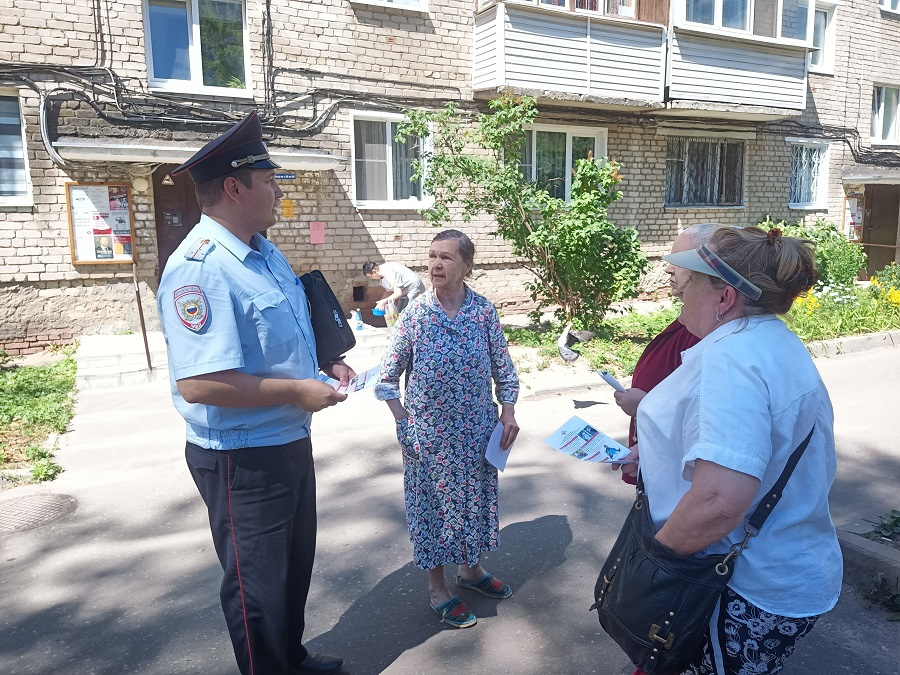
top-left (872, 261), bottom-right (900, 291)
top-left (758, 217), bottom-right (866, 287)
top-left (399, 95), bottom-right (647, 328)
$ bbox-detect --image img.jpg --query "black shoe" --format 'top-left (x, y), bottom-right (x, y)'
top-left (296, 652), bottom-right (344, 675)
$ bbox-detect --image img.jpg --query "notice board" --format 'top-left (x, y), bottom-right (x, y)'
top-left (66, 182), bottom-right (138, 264)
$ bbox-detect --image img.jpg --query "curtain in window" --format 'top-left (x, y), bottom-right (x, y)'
top-left (790, 145), bottom-right (823, 205)
top-left (355, 121), bottom-right (388, 201)
top-left (718, 141), bottom-right (743, 205)
top-left (666, 137), bottom-right (744, 206)
top-left (199, 0), bottom-right (246, 88)
top-left (872, 88), bottom-right (884, 139)
top-left (536, 131), bottom-right (566, 200)
top-left (571, 136), bottom-right (596, 188)
top-left (575, 0), bottom-right (600, 11)
top-left (391, 122), bottom-right (421, 200)
top-left (810, 10), bottom-right (827, 66)
top-left (148, 0), bottom-right (191, 81)
top-left (0, 97), bottom-right (26, 198)
top-left (883, 88), bottom-right (899, 142)
top-left (517, 130), bottom-right (534, 181)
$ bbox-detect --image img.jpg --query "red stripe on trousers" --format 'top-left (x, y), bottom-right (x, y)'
top-left (227, 455), bottom-right (254, 675)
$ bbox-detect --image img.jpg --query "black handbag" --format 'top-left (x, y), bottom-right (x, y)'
top-left (299, 270), bottom-right (356, 366)
top-left (590, 427), bottom-right (815, 674)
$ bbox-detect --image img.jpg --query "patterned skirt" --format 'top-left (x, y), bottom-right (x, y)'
top-left (681, 586), bottom-right (820, 675)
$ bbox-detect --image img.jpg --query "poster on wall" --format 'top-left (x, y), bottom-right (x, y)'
top-left (66, 182), bottom-right (138, 265)
top-left (841, 194), bottom-right (865, 241)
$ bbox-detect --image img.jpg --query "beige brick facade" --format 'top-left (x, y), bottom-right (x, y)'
top-left (1, 0), bottom-right (899, 352)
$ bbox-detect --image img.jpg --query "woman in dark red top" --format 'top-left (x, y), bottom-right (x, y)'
top-left (612, 224), bottom-right (719, 485)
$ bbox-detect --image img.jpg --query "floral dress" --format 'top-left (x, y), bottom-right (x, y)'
top-left (374, 288), bottom-right (519, 569)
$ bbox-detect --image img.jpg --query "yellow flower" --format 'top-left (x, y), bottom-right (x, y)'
top-left (798, 293), bottom-right (819, 315)
top-left (885, 288), bottom-right (900, 306)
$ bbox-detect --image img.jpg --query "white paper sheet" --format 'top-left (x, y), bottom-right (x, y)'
top-left (324, 365), bottom-right (380, 394)
top-left (485, 422), bottom-right (510, 471)
top-left (544, 416), bottom-right (632, 463)
top-left (597, 370), bottom-right (626, 393)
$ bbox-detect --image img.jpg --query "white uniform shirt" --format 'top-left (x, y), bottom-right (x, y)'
top-left (637, 315), bottom-right (842, 617)
top-left (157, 215), bottom-right (320, 449)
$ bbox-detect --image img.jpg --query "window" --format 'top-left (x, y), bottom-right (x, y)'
top-left (516, 126), bottom-right (608, 200)
top-left (798, 2), bottom-right (836, 73)
top-left (788, 140), bottom-right (828, 208)
top-left (681, 0), bottom-right (813, 41)
top-left (574, 0), bottom-right (635, 17)
top-left (145, 0), bottom-right (249, 92)
top-left (872, 86), bottom-right (900, 144)
top-left (352, 115), bottom-right (425, 208)
top-left (665, 137), bottom-right (744, 207)
top-left (0, 94), bottom-right (30, 206)
top-left (879, 0), bottom-right (900, 14)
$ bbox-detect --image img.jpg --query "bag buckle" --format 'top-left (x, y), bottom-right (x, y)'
top-left (648, 624), bottom-right (674, 649)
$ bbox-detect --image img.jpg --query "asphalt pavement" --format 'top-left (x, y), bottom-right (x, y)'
top-left (0, 345), bottom-right (898, 674)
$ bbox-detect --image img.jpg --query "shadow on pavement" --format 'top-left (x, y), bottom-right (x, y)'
top-left (307, 515), bottom-right (572, 675)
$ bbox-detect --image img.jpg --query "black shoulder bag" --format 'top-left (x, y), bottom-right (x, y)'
top-left (299, 270), bottom-right (356, 366)
top-left (590, 426), bottom-right (815, 674)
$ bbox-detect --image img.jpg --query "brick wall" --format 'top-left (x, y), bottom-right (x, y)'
top-left (3, 0), bottom-right (899, 353)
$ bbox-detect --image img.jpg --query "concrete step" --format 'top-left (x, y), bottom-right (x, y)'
top-left (76, 333), bottom-right (169, 391)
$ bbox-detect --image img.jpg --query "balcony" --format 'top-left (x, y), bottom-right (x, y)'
top-left (474, 1), bottom-right (813, 119)
top-left (474, 1), bottom-right (667, 110)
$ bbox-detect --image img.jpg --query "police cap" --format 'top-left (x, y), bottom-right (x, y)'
top-left (172, 111), bottom-right (280, 184)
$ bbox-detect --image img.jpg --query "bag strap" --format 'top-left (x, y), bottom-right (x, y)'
top-left (635, 423), bottom-right (816, 534)
top-left (745, 424), bottom-right (815, 534)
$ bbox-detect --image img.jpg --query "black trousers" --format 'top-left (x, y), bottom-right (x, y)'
top-left (186, 438), bottom-right (317, 675)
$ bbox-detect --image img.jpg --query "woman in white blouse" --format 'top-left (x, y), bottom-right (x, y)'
top-left (625, 226), bottom-right (842, 675)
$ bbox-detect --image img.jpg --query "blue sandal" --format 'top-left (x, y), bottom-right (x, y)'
top-left (455, 573), bottom-right (513, 599)
top-left (430, 596), bottom-right (477, 628)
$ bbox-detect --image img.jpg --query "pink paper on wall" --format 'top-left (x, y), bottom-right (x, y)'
top-left (309, 221), bottom-right (326, 244)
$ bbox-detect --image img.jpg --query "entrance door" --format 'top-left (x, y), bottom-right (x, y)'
top-left (863, 184), bottom-right (900, 277)
top-left (153, 164), bottom-right (201, 279)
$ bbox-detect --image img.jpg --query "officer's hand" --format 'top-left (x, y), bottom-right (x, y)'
top-left (324, 361), bottom-right (356, 388)
top-left (295, 379), bottom-right (347, 412)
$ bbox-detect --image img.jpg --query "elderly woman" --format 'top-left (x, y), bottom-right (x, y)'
top-left (625, 226), bottom-right (842, 675)
top-left (375, 229), bottom-right (520, 629)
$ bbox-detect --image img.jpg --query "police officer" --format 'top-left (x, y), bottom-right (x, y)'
top-left (157, 111), bottom-right (352, 675)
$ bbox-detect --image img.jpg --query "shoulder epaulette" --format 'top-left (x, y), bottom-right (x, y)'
top-left (185, 238), bottom-right (215, 261)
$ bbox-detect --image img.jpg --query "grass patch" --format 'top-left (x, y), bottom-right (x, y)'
top-left (0, 353), bottom-right (76, 481)
top-left (505, 307), bottom-right (681, 377)
top-left (504, 283), bottom-right (900, 377)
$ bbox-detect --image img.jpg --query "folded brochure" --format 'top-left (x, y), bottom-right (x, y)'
top-left (544, 416), bottom-right (632, 463)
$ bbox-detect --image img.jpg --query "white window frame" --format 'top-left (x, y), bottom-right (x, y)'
top-left (676, 0), bottom-right (815, 45)
top-left (664, 134), bottom-right (747, 208)
top-left (519, 123), bottom-right (609, 201)
top-left (787, 138), bottom-right (829, 209)
top-left (879, 0), bottom-right (900, 16)
top-left (350, 111), bottom-right (432, 211)
top-left (0, 89), bottom-right (33, 208)
top-left (143, 0), bottom-right (253, 97)
top-left (349, 0), bottom-right (429, 11)
top-left (806, 0), bottom-right (837, 75)
top-left (871, 85), bottom-right (900, 145)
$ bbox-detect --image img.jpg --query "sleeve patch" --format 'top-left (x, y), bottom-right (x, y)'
top-left (174, 285), bottom-right (210, 332)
